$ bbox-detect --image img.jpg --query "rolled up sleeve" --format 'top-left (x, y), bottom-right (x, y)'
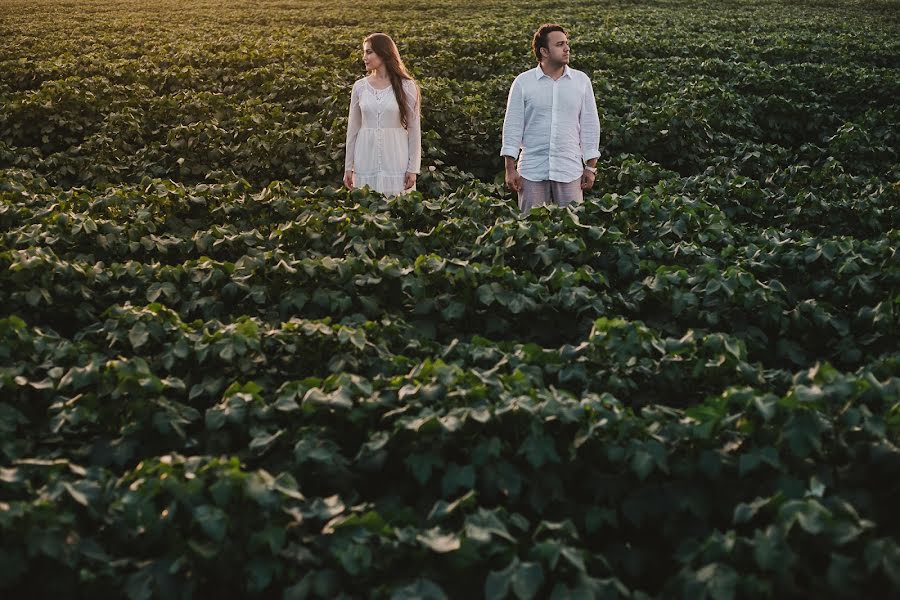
top-left (500, 75), bottom-right (525, 159)
top-left (580, 75), bottom-right (601, 163)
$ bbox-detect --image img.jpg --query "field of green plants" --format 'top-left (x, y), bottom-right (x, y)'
top-left (1, 0), bottom-right (898, 597)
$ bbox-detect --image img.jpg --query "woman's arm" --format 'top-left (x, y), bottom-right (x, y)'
top-left (344, 81), bottom-right (362, 186)
top-left (404, 80), bottom-right (421, 190)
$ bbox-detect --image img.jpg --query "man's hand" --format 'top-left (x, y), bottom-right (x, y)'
top-left (404, 172), bottom-right (417, 191)
top-left (505, 167), bottom-right (523, 193)
top-left (581, 169), bottom-right (596, 190)
top-left (343, 171), bottom-right (354, 189)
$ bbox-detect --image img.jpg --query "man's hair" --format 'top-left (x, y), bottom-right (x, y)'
top-left (532, 23), bottom-right (567, 62)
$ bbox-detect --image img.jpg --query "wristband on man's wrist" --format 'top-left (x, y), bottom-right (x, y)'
top-left (584, 166), bottom-right (598, 174)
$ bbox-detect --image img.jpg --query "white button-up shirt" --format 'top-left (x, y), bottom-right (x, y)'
top-left (501, 65), bottom-right (601, 183)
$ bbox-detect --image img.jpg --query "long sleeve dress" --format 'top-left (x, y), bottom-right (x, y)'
top-left (344, 78), bottom-right (422, 196)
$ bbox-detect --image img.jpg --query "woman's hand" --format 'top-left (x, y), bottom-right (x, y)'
top-left (404, 172), bottom-right (417, 190)
top-left (343, 171), bottom-right (354, 189)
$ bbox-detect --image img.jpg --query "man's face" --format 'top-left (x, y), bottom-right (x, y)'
top-left (543, 31), bottom-right (570, 65)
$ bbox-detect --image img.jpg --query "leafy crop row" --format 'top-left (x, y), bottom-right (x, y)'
top-left (1, 0), bottom-right (898, 598)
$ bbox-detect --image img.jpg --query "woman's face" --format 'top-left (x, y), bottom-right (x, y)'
top-left (362, 42), bottom-right (383, 72)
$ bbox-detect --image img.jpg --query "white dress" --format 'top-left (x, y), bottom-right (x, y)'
top-left (345, 78), bottom-right (422, 196)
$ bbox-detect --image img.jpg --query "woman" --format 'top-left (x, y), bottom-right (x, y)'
top-left (344, 33), bottom-right (421, 196)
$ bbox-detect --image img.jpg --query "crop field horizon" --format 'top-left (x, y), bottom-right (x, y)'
top-left (1, 0), bottom-right (898, 598)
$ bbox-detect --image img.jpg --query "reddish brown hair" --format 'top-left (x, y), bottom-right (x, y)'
top-left (364, 33), bottom-right (420, 129)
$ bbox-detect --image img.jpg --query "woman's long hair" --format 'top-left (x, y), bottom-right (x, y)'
top-left (364, 33), bottom-right (420, 129)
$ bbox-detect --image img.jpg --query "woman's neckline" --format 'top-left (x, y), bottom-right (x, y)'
top-left (366, 77), bottom-right (391, 91)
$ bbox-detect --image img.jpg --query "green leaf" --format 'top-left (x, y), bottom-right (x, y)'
top-left (465, 508), bottom-right (516, 544)
top-left (531, 541), bottom-right (562, 571)
top-left (733, 496), bottom-right (772, 525)
top-left (519, 429), bottom-right (560, 469)
top-left (245, 472), bottom-right (277, 508)
top-left (404, 452), bottom-right (444, 485)
top-left (477, 283), bottom-right (496, 306)
top-left (784, 412), bottom-right (823, 458)
top-left (303, 495), bottom-right (345, 521)
top-left (249, 429), bottom-right (283, 454)
top-left (295, 436), bottom-right (342, 465)
top-left (303, 387), bottom-right (352, 410)
top-left (0, 404), bottom-right (28, 434)
top-left (565, 573), bottom-right (630, 599)
top-left (129, 322), bottom-right (149, 349)
top-left (428, 490), bottom-right (477, 522)
top-left (796, 504), bottom-right (829, 535)
top-left (442, 299), bottom-right (466, 320)
top-left (251, 526), bottom-right (287, 554)
top-left (485, 557), bottom-right (517, 600)
top-left (246, 557), bottom-right (278, 593)
top-left (631, 450), bottom-right (654, 480)
top-left (560, 546), bottom-right (587, 573)
top-left (333, 542), bottom-right (372, 576)
top-left (417, 527), bottom-right (461, 553)
top-left (511, 561), bottom-right (544, 600)
top-left (349, 328), bottom-right (366, 350)
top-left (209, 479), bottom-right (233, 507)
top-left (442, 462), bottom-right (475, 496)
top-left (826, 553), bottom-right (862, 596)
top-left (219, 343), bottom-right (236, 361)
top-left (205, 407), bottom-right (226, 431)
top-left (391, 578), bottom-right (449, 600)
top-left (752, 394), bottom-right (777, 421)
top-left (63, 481), bottom-right (100, 507)
top-left (696, 563), bottom-right (737, 600)
top-left (585, 507), bottom-right (617, 533)
top-left (328, 510), bottom-right (390, 535)
top-left (193, 505), bottom-right (227, 542)
top-left (125, 568), bottom-right (154, 600)
top-left (0, 467), bottom-right (21, 484)
top-left (752, 528), bottom-right (783, 571)
top-left (739, 446), bottom-right (780, 476)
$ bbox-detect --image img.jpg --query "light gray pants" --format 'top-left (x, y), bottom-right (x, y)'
top-left (518, 177), bottom-right (583, 212)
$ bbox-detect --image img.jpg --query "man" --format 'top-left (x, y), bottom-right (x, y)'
top-left (501, 24), bottom-right (601, 212)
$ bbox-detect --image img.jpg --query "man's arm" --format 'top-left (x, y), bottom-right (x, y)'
top-left (580, 75), bottom-right (601, 190)
top-left (501, 76), bottom-right (525, 192)
top-left (502, 157), bottom-right (522, 192)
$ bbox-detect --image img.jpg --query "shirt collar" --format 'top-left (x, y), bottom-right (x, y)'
top-left (535, 64), bottom-right (572, 80)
